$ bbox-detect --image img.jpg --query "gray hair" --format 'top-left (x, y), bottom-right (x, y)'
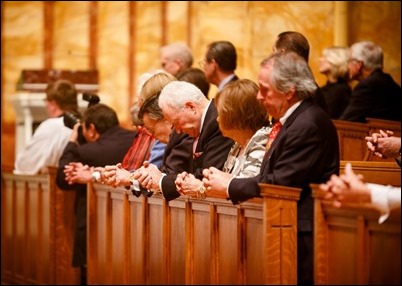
top-left (350, 41), bottom-right (383, 70)
top-left (160, 42), bottom-right (194, 68)
top-left (261, 52), bottom-right (317, 100)
top-left (158, 81), bottom-right (205, 111)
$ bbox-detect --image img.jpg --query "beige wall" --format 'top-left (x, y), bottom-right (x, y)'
top-left (1, 1), bottom-right (401, 167)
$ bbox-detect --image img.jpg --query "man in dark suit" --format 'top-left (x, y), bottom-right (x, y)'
top-left (133, 80), bottom-right (234, 201)
top-left (273, 31), bottom-right (329, 113)
top-left (56, 103), bottom-right (137, 285)
top-left (200, 40), bottom-right (239, 92)
top-left (340, 40), bottom-right (401, 123)
top-left (203, 52), bottom-right (340, 285)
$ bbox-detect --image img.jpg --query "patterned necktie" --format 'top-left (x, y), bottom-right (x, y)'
top-left (266, 121), bottom-right (282, 150)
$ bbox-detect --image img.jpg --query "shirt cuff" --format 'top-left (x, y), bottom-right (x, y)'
top-left (158, 173), bottom-right (167, 193)
top-left (368, 183), bottom-right (392, 224)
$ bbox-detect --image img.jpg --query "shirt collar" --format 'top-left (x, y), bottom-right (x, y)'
top-left (218, 74), bottom-right (236, 91)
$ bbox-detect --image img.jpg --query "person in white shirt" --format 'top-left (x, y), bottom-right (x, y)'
top-left (13, 79), bottom-right (79, 175)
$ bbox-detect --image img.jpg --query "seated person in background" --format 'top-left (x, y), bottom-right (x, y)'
top-left (160, 42), bottom-right (193, 76)
top-left (273, 31), bottom-right (328, 113)
top-left (340, 40), bottom-right (401, 123)
top-left (14, 79), bottom-right (79, 175)
top-left (132, 81), bottom-right (234, 201)
top-left (56, 103), bottom-right (136, 282)
top-left (176, 67), bottom-right (210, 98)
top-left (200, 40), bottom-right (239, 93)
top-left (319, 162), bottom-right (401, 224)
top-left (365, 130), bottom-right (401, 166)
top-left (175, 79), bottom-right (271, 197)
top-left (202, 51), bottom-right (339, 286)
top-left (318, 46), bottom-right (351, 119)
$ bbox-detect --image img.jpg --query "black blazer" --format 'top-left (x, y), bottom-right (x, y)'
top-left (340, 69), bottom-right (402, 122)
top-left (321, 78), bottom-right (351, 119)
top-left (161, 129), bottom-right (193, 175)
top-left (228, 98), bottom-right (339, 285)
top-left (56, 125), bottom-right (137, 267)
top-left (161, 100), bottom-right (234, 201)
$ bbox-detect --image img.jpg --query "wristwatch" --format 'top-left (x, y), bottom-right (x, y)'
top-left (91, 171), bottom-right (101, 182)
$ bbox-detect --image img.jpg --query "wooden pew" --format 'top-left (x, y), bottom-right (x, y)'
top-left (1, 166), bottom-right (80, 285)
top-left (87, 182), bottom-right (301, 285)
top-left (332, 119), bottom-right (369, 161)
top-left (312, 160), bottom-right (401, 285)
top-left (332, 118), bottom-right (401, 162)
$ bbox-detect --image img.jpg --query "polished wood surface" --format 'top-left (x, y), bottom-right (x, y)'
top-left (87, 183), bottom-right (301, 285)
top-left (1, 167), bottom-right (80, 285)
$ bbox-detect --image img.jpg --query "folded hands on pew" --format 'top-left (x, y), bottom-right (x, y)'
top-left (365, 130), bottom-right (401, 159)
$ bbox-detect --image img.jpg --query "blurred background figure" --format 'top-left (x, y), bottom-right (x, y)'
top-left (13, 79), bottom-right (79, 175)
top-left (176, 67), bottom-right (210, 98)
top-left (318, 46), bottom-right (351, 119)
top-left (200, 40), bottom-right (239, 93)
top-left (160, 42), bottom-right (193, 76)
top-left (340, 40), bottom-right (401, 123)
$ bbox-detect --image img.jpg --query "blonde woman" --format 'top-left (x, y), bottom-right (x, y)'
top-left (319, 46), bottom-right (351, 119)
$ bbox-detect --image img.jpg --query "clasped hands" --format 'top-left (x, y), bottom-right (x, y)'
top-left (319, 163), bottom-right (371, 207)
top-left (366, 130), bottom-right (400, 159)
top-left (173, 167), bottom-right (233, 198)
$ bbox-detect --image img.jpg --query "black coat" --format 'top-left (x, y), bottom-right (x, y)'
top-left (340, 69), bottom-right (401, 122)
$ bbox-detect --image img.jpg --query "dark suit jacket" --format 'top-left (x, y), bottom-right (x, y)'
top-left (313, 84), bottom-right (329, 113)
top-left (161, 129), bottom-right (193, 175)
top-left (321, 78), bottom-right (351, 119)
top-left (56, 125), bottom-right (136, 267)
top-left (161, 100), bottom-right (234, 201)
top-left (340, 69), bottom-right (402, 122)
top-left (228, 98), bottom-right (339, 285)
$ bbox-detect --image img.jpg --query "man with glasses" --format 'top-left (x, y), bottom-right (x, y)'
top-left (340, 41), bottom-right (401, 123)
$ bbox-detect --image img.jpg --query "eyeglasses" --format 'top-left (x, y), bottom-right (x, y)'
top-left (199, 58), bottom-right (211, 69)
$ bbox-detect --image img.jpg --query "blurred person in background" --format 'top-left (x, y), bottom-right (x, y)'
top-left (318, 46), bottom-right (351, 119)
top-left (14, 79), bottom-right (79, 175)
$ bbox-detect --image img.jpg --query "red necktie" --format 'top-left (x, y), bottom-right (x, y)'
top-left (266, 122), bottom-right (282, 150)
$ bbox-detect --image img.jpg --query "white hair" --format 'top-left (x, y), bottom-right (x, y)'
top-left (158, 81), bottom-right (205, 111)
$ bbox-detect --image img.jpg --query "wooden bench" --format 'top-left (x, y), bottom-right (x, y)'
top-left (1, 166), bottom-right (80, 285)
top-left (332, 118), bottom-right (401, 162)
top-left (312, 160), bottom-right (401, 285)
top-left (87, 182), bottom-right (301, 285)
top-left (332, 119), bottom-right (369, 161)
